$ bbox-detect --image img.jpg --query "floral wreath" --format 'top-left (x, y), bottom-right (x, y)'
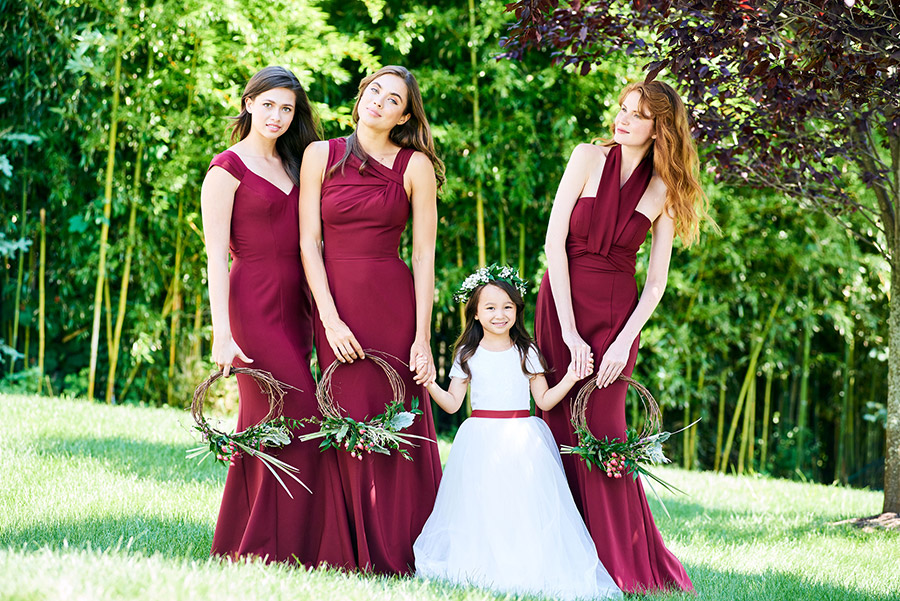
top-left (187, 367), bottom-right (310, 498)
top-left (298, 349), bottom-right (435, 461)
top-left (559, 375), bottom-right (698, 516)
top-left (454, 263), bottom-right (529, 303)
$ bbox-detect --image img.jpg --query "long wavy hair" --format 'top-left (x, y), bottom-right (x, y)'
top-left (453, 281), bottom-right (549, 379)
top-left (602, 80), bottom-right (708, 246)
top-left (327, 65), bottom-right (446, 189)
top-left (231, 66), bottom-right (320, 187)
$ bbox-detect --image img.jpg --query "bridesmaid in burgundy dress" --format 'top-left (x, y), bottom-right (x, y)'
top-left (534, 81), bottom-right (706, 593)
top-left (201, 67), bottom-right (345, 565)
top-left (299, 65), bottom-right (444, 574)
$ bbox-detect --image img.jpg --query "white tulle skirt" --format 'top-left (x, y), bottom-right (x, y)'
top-left (414, 416), bottom-right (622, 600)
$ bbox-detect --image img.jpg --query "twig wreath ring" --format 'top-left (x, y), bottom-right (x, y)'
top-left (187, 367), bottom-right (310, 497)
top-left (298, 349), bottom-right (435, 460)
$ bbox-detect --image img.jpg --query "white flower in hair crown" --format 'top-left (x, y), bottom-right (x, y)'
top-left (454, 264), bottom-right (529, 303)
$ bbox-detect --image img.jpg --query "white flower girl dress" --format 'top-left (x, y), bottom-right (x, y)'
top-left (414, 345), bottom-right (622, 600)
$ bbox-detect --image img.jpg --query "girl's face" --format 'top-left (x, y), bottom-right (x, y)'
top-left (245, 87), bottom-right (296, 140)
top-left (358, 74), bottom-right (410, 131)
top-left (614, 90), bottom-right (655, 148)
top-left (474, 284), bottom-right (517, 339)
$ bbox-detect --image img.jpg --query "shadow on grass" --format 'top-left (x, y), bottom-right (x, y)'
top-left (0, 514), bottom-right (214, 560)
top-left (676, 563), bottom-right (899, 601)
top-left (646, 494), bottom-right (900, 546)
top-left (38, 435), bottom-right (225, 485)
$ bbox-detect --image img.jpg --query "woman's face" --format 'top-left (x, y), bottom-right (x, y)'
top-left (357, 73), bottom-right (410, 131)
top-left (245, 87), bottom-right (296, 140)
top-left (614, 90), bottom-right (655, 148)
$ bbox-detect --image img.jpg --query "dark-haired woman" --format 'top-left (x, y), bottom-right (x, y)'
top-left (201, 66), bottom-right (341, 565)
top-left (299, 65), bottom-right (443, 574)
top-left (535, 81), bottom-right (703, 592)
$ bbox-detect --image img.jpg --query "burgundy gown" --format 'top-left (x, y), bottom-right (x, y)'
top-left (534, 144), bottom-right (694, 593)
top-left (313, 137), bottom-right (442, 574)
top-left (208, 150), bottom-right (349, 566)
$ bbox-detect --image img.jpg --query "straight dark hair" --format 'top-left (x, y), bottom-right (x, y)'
top-left (231, 66), bottom-right (320, 187)
top-left (453, 281), bottom-right (549, 379)
top-left (326, 65), bottom-right (445, 189)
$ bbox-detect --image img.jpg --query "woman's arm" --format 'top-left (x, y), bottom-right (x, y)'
top-left (545, 143), bottom-right (600, 379)
top-left (595, 181), bottom-right (675, 388)
top-left (425, 377), bottom-right (469, 414)
top-left (298, 141), bottom-right (364, 363)
top-left (200, 166), bottom-right (252, 377)
top-left (406, 152), bottom-right (438, 386)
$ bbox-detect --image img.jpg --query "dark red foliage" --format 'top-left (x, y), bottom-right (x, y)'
top-left (502, 1), bottom-right (900, 252)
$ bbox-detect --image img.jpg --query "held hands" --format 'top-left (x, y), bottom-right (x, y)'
top-left (596, 337), bottom-right (630, 388)
top-left (562, 330), bottom-right (594, 380)
top-left (323, 317), bottom-right (365, 363)
top-left (410, 338), bottom-right (435, 386)
top-left (211, 336), bottom-right (253, 377)
top-left (564, 354), bottom-right (593, 385)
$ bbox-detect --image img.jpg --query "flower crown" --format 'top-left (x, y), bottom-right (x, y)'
top-left (454, 264), bottom-right (529, 304)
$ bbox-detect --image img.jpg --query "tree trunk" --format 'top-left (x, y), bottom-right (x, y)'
top-left (87, 4), bottom-right (124, 400)
top-left (886, 251), bottom-right (900, 512)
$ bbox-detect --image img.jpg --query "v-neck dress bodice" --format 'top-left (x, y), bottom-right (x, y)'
top-left (207, 149), bottom-right (346, 567)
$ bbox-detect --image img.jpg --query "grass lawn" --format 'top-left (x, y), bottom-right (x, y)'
top-left (0, 392), bottom-right (897, 600)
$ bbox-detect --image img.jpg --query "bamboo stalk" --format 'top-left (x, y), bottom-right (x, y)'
top-left (106, 135), bottom-right (143, 404)
top-left (795, 288), bottom-right (813, 475)
top-left (760, 365), bottom-right (773, 471)
top-left (747, 372), bottom-right (757, 473)
top-left (836, 336), bottom-right (854, 483)
top-left (167, 196), bottom-right (184, 404)
top-left (720, 293), bottom-right (782, 473)
top-left (87, 0), bottom-right (125, 400)
top-left (468, 0), bottom-right (485, 268)
top-left (518, 193), bottom-right (527, 276)
top-left (9, 146), bottom-right (28, 375)
top-left (38, 209), bottom-right (46, 394)
top-left (683, 356), bottom-right (693, 469)
top-left (737, 374), bottom-right (752, 475)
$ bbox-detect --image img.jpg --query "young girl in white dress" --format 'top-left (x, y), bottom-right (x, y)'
top-left (413, 266), bottom-right (622, 600)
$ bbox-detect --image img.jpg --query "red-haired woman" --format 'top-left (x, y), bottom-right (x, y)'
top-left (534, 81), bottom-right (705, 593)
top-left (201, 66), bottom-right (345, 565)
top-left (299, 65), bottom-right (444, 574)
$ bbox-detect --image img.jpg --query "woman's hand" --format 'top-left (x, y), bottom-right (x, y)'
top-left (596, 337), bottom-right (630, 388)
top-left (323, 317), bottom-right (365, 363)
top-left (561, 329), bottom-right (594, 380)
top-left (409, 338), bottom-right (435, 386)
top-left (211, 336), bottom-right (253, 377)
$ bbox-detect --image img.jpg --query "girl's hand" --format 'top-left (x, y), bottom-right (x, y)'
top-left (562, 329), bottom-right (594, 380)
top-left (211, 336), bottom-right (253, 378)
top-left (596, 337), bottom-right (630, 388)
top-left (323, 317), bottom-right (364, 363)
top-left (410, 338), bottom-right (435, 386)
top-left (564, 354), bottom-right (593, 385)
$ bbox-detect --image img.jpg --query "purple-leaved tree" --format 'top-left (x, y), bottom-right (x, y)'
top-left (501, 0), bottom-right (899, 516)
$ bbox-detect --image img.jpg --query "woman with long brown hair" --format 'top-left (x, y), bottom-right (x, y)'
top-left (201, 66), bottom-right (347, 565)
top-left (534, 80), bottom-right (705, 593)
top-left (298, 65), bottom-right (444, 574)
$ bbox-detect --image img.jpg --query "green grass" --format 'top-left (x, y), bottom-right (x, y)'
top-left (0, 393), bottom-right (897, 601)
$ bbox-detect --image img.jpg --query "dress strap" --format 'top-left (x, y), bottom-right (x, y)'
top-left (208, 150), bottom-right (247, 181)
top-left (393, 147), bottom-right (416, 177)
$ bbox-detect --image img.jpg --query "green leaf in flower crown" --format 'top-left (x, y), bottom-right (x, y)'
top-left (388, 411), bottom-right (415, 431)
top-left (337, 423), bottom-right (349, 441)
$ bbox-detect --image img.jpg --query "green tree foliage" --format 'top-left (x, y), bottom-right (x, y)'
top-left (0, 0), bottom-right (889, 491)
